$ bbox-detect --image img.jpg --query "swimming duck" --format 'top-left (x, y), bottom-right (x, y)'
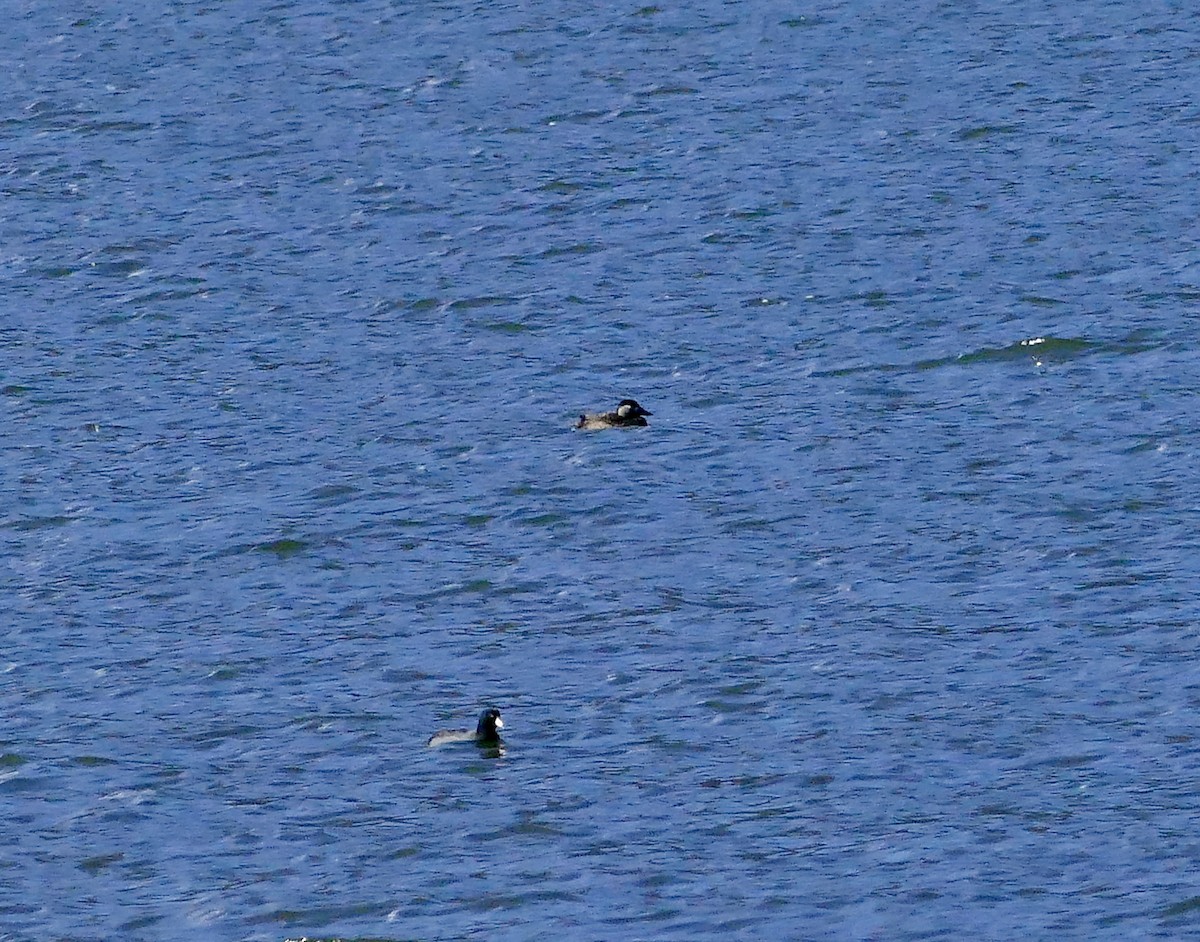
top-left (427, 708), bottom-right (504, 748)
top-left (574, 398), bottom-right (652, 430)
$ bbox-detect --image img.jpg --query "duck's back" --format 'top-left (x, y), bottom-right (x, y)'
top-left (576, 412), bottom-right (616, 430)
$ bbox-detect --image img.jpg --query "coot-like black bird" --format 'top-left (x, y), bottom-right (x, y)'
top-left (427, 708), bottom-right (504, 748)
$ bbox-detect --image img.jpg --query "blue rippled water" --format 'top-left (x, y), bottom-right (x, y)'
top-left (4, 1), bottom-right (1200, 939)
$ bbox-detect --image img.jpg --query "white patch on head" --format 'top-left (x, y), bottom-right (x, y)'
top-left (494, 717), bottom-right (504, 729)
top-left (616, 403), bottom-right (631, 418)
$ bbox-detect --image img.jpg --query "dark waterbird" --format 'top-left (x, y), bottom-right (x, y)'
top-left (575, 398), bottom-right (652, 430)
top-left (427, 708), bottom-right (504, 748)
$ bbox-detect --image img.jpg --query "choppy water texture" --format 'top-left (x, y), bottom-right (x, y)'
top-left (4, 1), bottom-right (1200, 939)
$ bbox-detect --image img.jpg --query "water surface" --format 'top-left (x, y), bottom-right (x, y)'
top-left (3, 1), bottom-right (1200, 939)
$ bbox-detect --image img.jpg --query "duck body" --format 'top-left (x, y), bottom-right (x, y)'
top-left (575, 398), bottom-right (652, 430)
top-left (427, 708), bottom-right (504, 748)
